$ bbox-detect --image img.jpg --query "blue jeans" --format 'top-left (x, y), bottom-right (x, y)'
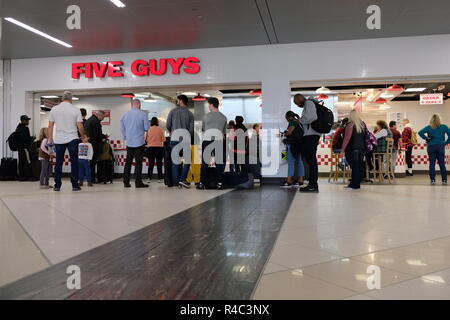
top-left (345, 149), bottom-right (364, 188)
top-left (427, 144), bottom-right (447, 181)
top-left (78, 159), bottom-right (92, 184)
top-left (170, 141), bottom-right (190, 185)
top-left (54, 139), bottom-right (80, 188)
top-left (287, 145), bottom-right (304, 178)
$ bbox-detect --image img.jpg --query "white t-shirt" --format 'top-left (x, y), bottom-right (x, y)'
top-left (78, 143), bottom-right (93, 160)
top-left (49, 101), bottom-right (82, 144)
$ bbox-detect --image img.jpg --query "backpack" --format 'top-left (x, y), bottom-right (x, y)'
top-left (310, 100), bottom-right (334, 134)
top-left (286, 124), bottom-right (304, 157)
top-left (6, 132), bottom-right (19, 151)
top-left (364, 128), bottom-right (378, 152)
top-left (411, 130), bottom-right (418, 146)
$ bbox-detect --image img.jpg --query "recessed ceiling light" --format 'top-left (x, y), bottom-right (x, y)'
top-left (379, 104), bottom-right (392, 110)
top-left (72, 96), bottom-right (79, 101)
top-left (41, 95), bottom-right (59, 99)
top-left (4, 17), bottom-right (72, 48)
top-left (109, 0), bottom-right (126, 8)
top-left (405, 87), bottom-right (426, 92)
top-left (380, 92), bottom-right (395, 99)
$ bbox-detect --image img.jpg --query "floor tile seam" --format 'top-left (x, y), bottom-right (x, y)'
top-left (0, 197), bottom-right (52, 266)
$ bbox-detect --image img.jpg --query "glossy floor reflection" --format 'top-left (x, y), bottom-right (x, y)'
top-left (254, 179), bottom-right (450, 300)
top-left (0, 185), bottom-right (296, 299)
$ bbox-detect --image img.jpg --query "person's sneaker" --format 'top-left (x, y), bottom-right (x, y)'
top-left (443, 180), bottom-right (448, 185)
top-left (431, 180), bottom-right (436, 185)
top-left (299, 185), bottom-right (319, 193)
top-left (53, 187), bottom-right (61, 192)
top-left (88, 182), bottom-right (93, 187)
top-left (280, 181), bottom-right (292, 188)
top-left (135, 183), bottom-right (149, 188)
top-left (406, 171), bottom-right (414, 176)
top-left (72, 187), bottom-right (82, 191)
top-left (196, 183), bottom-right (205, 190)
top-left (216, 182), bottom-right (223, 190)
top-left (158, 179), bottom-right (163, 183)
top-left (124, 183), bottom-right (132, 188)
top-left (40, 185), bottom-right (49, 189)
top-left (179, 180), bottom-right (191, 189)
top-left (147, 179), bottom-right (152, 184)
top-left (292, 182), bottom-right (304, 188)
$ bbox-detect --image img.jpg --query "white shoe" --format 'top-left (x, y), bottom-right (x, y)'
top-left (158, 179), bottom-right (163, 183)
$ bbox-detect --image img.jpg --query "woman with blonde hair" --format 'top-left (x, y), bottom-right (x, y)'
top-left (418, 113), bottom-right (450, 185)
top-left (38, 127), bottom-right (54, 189)
top-left (341, 110), bottom-right (367, 189)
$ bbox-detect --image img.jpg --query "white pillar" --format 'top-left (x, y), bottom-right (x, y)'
top-left (261, 78), bottom-right (291, 177)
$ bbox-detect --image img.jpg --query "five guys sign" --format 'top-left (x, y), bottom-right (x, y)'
top-left (71, 57), bottom-right (200, 79)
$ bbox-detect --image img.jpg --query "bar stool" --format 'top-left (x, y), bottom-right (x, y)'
top-left (373, 138), bottom-right (394, 184)
top-left (328, 151), bottom-right (350, 183)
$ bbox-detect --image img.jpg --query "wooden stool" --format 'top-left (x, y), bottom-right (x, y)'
top-left (373, 138), bottom-right (394, 184)
top-left (328, 152), bottom-right (350, 183)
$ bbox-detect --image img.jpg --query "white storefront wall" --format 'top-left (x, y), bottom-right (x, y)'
top-left (7, 34), bottom-right (450, 177)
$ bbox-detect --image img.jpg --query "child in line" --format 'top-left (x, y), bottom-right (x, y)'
top-left (38, 128), bottom-right (54, 189)
top-left (78, 136), bottom-right (94, 187)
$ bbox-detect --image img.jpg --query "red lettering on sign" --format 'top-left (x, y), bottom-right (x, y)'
top-left (167, 58), bottom-right (185, 74)
top-left (72, 63), bottom-right (85, 79)
top-left (131, 60), bottom-right (149, 76)
top-left (183, 57), bottom-right (201, 74)
top-left (92, 62), bottom-right (108, 78)
top-left (149, 59), bottom-right (167, 75)
top-left (108, 61), bottom-right (124, 77)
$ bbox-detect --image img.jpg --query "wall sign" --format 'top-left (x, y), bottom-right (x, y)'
top-left (93, 110), bottom-right (111, 125)
top-left (420, 93), bottom-right (443, 105)
top-left (72, 57), bottom-right (200, 79)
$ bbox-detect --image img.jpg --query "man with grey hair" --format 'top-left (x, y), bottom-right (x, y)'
top-left (120, 99), bottom-right (149, 188)
top-left (84, 110), bottom-right (108, 182)
top-left (48, 91), bottom-right (87, 191)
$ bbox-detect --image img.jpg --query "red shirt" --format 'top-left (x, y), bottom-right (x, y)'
top-left (391, 128), bottom-right (401, 150)
top-left (402, 127), bottom-right (413, 148)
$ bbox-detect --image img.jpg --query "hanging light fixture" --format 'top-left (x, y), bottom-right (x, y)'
top-left (121, 93), bottom-right (135, 98)
top-left (316, 86), bottom-right (331, 94)
top-left (249, 89), bottom-right (262, 96)
top-left (380, 92), bottom-right (395, 99)
top-left (387, 84), bottom-right (403, 91)
top-left (375, 98), bottom-right (387, 104)
top-left (192, 93), bottom-right (206, 101)
top-left (316, 93), bottom-right (329, 100)
top-left (144, 96), bottom-right (156, 102)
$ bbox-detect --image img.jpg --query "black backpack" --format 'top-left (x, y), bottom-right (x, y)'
top-left (6, 132), bottom-right (19, 151)
top-left (310, 100), bottom-right (334, 134)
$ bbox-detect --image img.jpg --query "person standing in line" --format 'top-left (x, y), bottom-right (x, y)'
top-left (120, 99), bottom-right (149, 188)
top-left (166, 95), bottom-right (194, 188)
top-left (48, 91), bottom-right (86, 191)
top-left (197, 97), bottom-right (228, 190)
top-left (84, 110), bottom-right (107, 183)
top-left (16, 115), bottom-right (34, 181)
top-left (227, 120), bottom-right (236, 172)
top-left (232, 116), bottom-right (249, 173)
top-left (402, 118), bottom-right (414, 176)
top-left (38, 128), bottom-right (54, 189)
top-left (294, 94), bottom-right (320, 193)
top-left (146, 117), bottom-right (165, 183)
top-left (341, 110), bottom-right (367, 190)
top-left (389, 121), bottom-right (402, 177)
top-left (78, 136), bottom-right (94, 187)
top-left (418, 114), bottom-right (450, 185)
top-left (281, 111), bottom-right (304, 188)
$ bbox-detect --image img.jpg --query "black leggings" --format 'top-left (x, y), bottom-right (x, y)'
top-left (405, 146), bottom-right (413, 169)
top-left (147, 147), bottom-right (163, 180)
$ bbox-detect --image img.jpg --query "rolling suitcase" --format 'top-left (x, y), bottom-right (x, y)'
top-left (0, 157), bottom-right (18, 181)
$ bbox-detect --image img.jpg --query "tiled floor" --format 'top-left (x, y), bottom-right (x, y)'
top-left (0, 180), bottom-right (229, 286)
top-left (254, 177), bottom-right (450, 300)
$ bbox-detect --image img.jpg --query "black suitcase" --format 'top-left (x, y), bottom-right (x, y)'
top-left (205, 166), bottom-right (217, 189)
top-left (0, 157), bottom-right (18, 180)
top-left (97, 160), bottom-right (114, 184)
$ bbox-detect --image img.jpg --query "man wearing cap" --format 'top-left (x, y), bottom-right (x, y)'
top-left (48, 91), bottom-right (87, 191)
top-left (16, 115), bottom-right (34, 181)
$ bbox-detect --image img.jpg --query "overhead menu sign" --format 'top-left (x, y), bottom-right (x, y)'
top-left (420, 93), bottom-right (443, 105)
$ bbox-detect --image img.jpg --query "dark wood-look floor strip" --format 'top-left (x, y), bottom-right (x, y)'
top-left (0, 186), bottom-right (296, 300)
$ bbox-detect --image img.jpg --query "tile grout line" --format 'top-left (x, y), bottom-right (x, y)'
top-left (0, 197), bottom-right (53, 267)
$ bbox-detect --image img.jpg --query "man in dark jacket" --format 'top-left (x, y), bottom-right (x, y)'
top-left (84, 110), bottom-right (107, 182)
top-left (16, 115), bottom-right (34, 181)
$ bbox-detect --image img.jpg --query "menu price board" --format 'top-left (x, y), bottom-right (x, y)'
top-left (420, 93), bottom-right (443, 105)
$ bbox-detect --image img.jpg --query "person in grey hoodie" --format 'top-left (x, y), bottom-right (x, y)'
top-left (294, 94), bottom-right (320, 193)
top-left (166, 95), bottom-right (194, 187)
